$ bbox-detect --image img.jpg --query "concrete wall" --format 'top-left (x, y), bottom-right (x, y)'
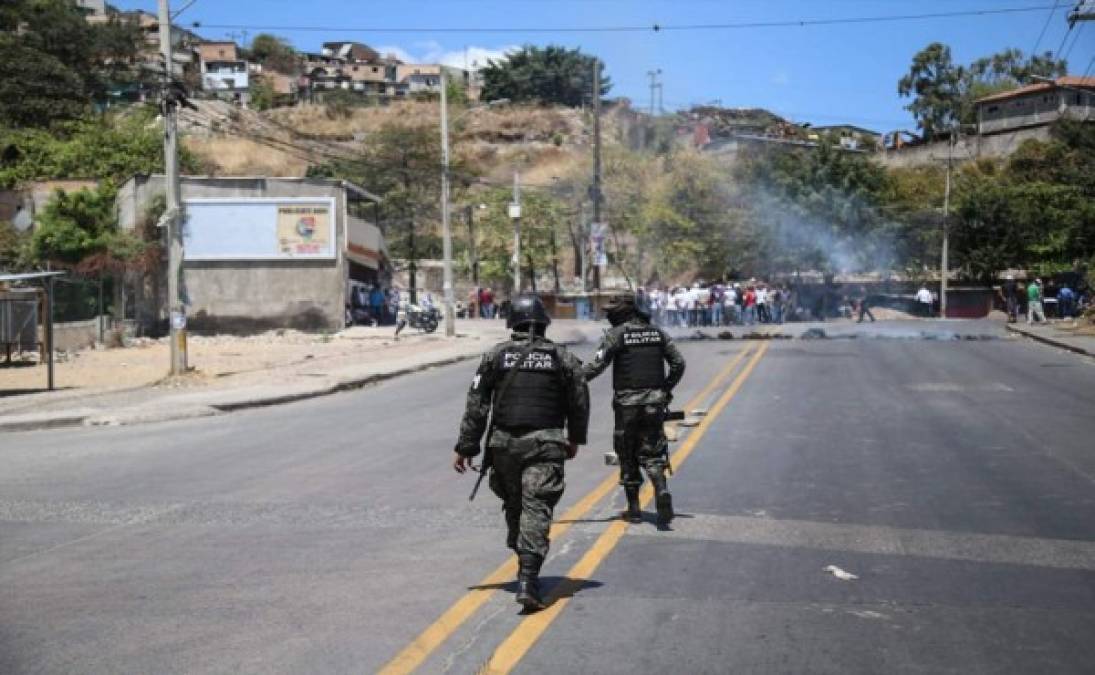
top-left (118, 175), bottom-right (351, 334)
top-left (876, 126), bottom-right (1050, 169)
top-left (41, 317), bottom-right (105, 352)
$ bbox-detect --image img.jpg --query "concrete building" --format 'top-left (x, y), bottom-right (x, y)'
top-left (116, 176), bottom-right (387, 334)
top-left (810, 125), bottom-right (882, 151)
top-left (197, 41), bottom-right (239, 63)
top-left (201, 59), bottom-right (250, 104)
top-left (75, 0), bottom-right (107, 16)
top-left (976, 76), bottom-right (1095, 135)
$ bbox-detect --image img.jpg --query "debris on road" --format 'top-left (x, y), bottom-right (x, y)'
top-left (823, 564), bottom-right (859, 581)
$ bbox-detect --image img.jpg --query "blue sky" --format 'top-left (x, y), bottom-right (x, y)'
top-left (115, 0), bottom-right (1093, 132)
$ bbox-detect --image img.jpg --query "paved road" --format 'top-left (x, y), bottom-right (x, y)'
top-left (3, 323), bottom-right (1095, 673)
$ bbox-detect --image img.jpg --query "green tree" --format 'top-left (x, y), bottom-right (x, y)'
top-left (248, 34), bottom-right (298, 74)
top-left (736, 142), bottom-right (895, 274)
top-left (0, 220), bottom-right (31, 270)
top-left (307, 122), bottom-right (472, 264)
top-left (481, 45), bottom-right (610, 107)
top-left (471, 187), bottom-right (564, 291)
top-left (250, 75), bottom-right (277, 112)
top-left (0, 107), bottom-right (200, 189)
top-left (897, 43), bottom-right (964, 141)
top-left (0, 0), bottom-right (143, 127)
top-left (899, 43), bottom-right (1069, 139)
top-left (949, 121), bottom-right (1095, 279)
top-left (31, 183), bottom-right (123, 266)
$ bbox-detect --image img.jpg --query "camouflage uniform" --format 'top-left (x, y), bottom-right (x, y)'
top-left (584, 315), bottom-right (685, 523)
top-left (455, 331), bottom-right (589, 561)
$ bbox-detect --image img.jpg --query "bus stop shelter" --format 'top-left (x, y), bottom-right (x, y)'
top-left (0, 271), bottom-right (66, 391)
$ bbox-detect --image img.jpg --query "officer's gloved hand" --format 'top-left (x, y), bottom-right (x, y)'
top-left (453, 452), bottom-right (474, 473)
top-left (565, 442), bottom-right (578, 460)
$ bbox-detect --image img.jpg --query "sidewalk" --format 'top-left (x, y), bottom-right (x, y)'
top-left (1005, 320), bottom-right (1095, 358)
top-left (0, 319), bottom-right (602, 433)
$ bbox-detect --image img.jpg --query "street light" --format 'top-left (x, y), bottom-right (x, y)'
top-left (439, 71), bottom-right (509, 337)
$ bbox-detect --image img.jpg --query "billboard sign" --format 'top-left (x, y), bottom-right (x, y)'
top-left (183, 198), bottom-right (336, 260)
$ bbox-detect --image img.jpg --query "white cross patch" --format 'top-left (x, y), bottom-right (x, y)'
top-left (471, 374), bottom-right (482, 389)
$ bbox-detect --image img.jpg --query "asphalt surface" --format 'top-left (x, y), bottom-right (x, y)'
top-left (2, 321), bottom-right (1095, 674)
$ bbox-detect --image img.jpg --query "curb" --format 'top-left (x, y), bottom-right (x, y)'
top-left (1005, 324), bottom-right (1094, 358)
top-left (0, 330), bottom-right (600, 434)
top-left (0, 414), bottom-right (90, 433)
top-left (210, 352), bottom-right (480, 412)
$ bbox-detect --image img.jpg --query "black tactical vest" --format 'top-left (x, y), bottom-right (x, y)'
top-left (493, 343), bottom-right (567, 430)
top-left (613, 325), bottom-right (667, 390)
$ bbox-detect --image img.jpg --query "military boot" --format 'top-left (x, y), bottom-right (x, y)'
top-left (623, 486), bottom-right (642, 523)
top-left (515, 554), bottom-right (545, 611)
top-left (651, 473), bottom-right (674, 527)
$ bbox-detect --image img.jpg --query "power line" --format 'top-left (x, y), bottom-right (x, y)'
top-left (1031, 0), bottom-right (1062, 54)
top-left (1052, 21), bottom-right (1075, 56)
top-left (1060, 21), bottom-right (1086, 60)
top-left (194, 5), bottom-right (1059, 35)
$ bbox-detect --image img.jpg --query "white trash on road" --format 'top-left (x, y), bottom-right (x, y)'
top-left (824, 565), bottom-right (859, 581)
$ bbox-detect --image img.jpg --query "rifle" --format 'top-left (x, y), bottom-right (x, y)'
top-left (468, 442), bottom-right (492, 501)
top-left (468, 334), bottom-right (542, 501)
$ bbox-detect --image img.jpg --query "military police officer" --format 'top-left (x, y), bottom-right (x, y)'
top-left (584, 293), bottom-right (686, 526)
top-left (453, 294), bottom-right (590, 611)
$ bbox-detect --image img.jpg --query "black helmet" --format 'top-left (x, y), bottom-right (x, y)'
top-left (507, 293), bottom-right (551, 331)
top-left (604, 292), bottom-right (639, 326)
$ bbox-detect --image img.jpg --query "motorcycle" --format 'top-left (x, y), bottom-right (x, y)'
top-left (404, 303), bottom-right (439, 333)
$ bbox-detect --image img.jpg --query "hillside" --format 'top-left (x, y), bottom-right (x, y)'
top-left (180, 99), bottom-right (631, 187)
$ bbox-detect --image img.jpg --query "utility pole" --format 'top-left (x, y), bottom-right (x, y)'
top-left (940, 129), bottom-right (954, 319)
top-left (402, 154), bottom-right (417, 305)
top-left (465, 205), bottom-right (479, 289)
top-left (592, 60), bottom-right (603, 291)
top-left (159, 0), bottom-right (187, 375)
top-left (578, 202), bottom-right (588, 293)
top-left (439, 69), bottom-right (455, 336)
top-left (646, 69), bottom-right (661, 116)
top-left (511, 171), bottom-right (521, 294)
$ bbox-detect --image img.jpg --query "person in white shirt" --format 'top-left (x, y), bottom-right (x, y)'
top-left (756, 285), bottom-right (769, 323)
top-left (915, 285), bottom-right (933, 317)
top-left (687, 285), bottom-right (701, 327)
top-left (675, 288), bottom-right (690, 327)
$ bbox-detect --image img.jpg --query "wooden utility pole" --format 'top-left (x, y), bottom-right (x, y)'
top-left (439, 69), bottom-right (455, 336)
top-left (159, 0), bottom-right (187, 375)
top-left (592, 60), bottom-right (603, 290)
top-left (511, 171), bottom-right (521, 293)
top-left (940, 130), bottom-right (954, 319)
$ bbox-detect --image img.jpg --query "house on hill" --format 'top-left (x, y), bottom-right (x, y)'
top-left (810, 125), bottom-right (882, 151)
top-left (976, 76), bottom-right (1095, 135)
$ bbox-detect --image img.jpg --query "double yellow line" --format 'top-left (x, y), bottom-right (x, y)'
top-left (379, 342), bottom-right (768, 675)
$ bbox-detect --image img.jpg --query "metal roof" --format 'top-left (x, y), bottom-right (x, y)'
top-left (976, 76), bottom-right (1095, 104)
top-left (0, 271), bottom-right (67, 283)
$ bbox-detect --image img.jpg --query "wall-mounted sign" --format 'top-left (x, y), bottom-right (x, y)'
top-left (276, 204), bottom-right (331, 256)
top-left (183, 198), bottom-right (336, 260)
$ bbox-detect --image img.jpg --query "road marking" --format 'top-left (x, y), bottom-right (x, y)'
top-left (643, 512), bottom-right (1095, 571)
top-left (482, 342), bottom-right (770, 674)
top-left (377, 345), bottom-right (755, 674)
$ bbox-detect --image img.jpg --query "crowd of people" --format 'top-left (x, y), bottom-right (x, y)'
top-left (637, 282), bottom-right (793, 328)
top-left (999, 275), bottom-right (1089, 325)
top-left (466, 287), bottom-right (498, 319)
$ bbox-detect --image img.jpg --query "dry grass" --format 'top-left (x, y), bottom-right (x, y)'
top-left (266, 101), bottom-right (440, 136)
top-left (184, 136), bottom-right (310, 177)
